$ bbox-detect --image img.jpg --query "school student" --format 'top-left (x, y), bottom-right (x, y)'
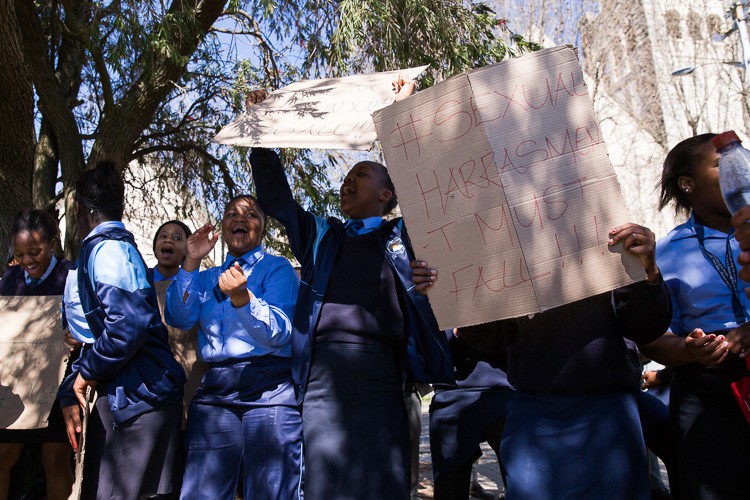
top-left (151, 219), bottom-right (192, 282)
top-left (164, 195), bottom-right (302, 500)
top-left (247, 79), bottom-right (452, 499)
top-left (59, 160), bottom-right (185, 499)
top-left (0, 210), bottom-right (74, 500)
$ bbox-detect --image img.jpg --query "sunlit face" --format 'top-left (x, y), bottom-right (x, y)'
top-left (154, 223), bottom-right (188, 268)
top-left (339, 162), bottom-right (392, 219)
top-left (13, 230), bottom-right (54, 279)
top-left (221, 197), bottom-right (265, 257)
top-left (686, 141), bottom-right (729, 219)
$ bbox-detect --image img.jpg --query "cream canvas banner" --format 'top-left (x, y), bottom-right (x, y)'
top-left (0, 295), bottom-right (69, 430)
top-left (214, 66), bottom-right (428, 150)
top-left (372, 46), bottom-right (644, 330)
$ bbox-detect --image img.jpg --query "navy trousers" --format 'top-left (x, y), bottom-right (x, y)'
top-left (179, 357), bottom-right (303, 500)
top-left (670, 362), bottom-right (750, 500)
top-left (429, 387), bottom-right (513, 499)
top-left (180, 402), bottom-right (302, 500)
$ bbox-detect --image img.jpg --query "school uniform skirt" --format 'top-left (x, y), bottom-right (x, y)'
top-left (82, 387), bottom-right (183, 500)
top-left (302, 341), bottom-right (410, 500)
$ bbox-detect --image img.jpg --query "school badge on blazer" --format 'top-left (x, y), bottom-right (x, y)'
top-left (387, 236), bottom-right (405, 257)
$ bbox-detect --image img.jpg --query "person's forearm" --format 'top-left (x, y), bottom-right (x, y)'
top-left (638, 332), bottom-right (693, 366)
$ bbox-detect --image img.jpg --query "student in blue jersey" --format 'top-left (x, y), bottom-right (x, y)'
top-left (164, 194), bottom-right (302, 500)
top-left (151, 220), bottom-right (192, 282)
top-left (58, 160), bottom-right (186, 500)
top-left (640, 134), bottom-right (750, 500)
top-left (246, 78), bottom-right (453, 500)
top-left (0, 210), bottom-right (74, 500)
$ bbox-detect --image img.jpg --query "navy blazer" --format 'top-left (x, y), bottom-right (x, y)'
top-left (58, 225), bottom-right (185, 425)
top-left (250, 148), bottom-right (454, 401)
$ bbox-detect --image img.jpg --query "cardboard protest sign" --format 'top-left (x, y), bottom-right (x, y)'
top-left (214, 66), bottom-right (428, 150)
top-left (0, 295), bottom-right (69, 430)
top-left (154, 280), bottom-right (207, 426)
top-left (373, 46), bottom-right (644, 329)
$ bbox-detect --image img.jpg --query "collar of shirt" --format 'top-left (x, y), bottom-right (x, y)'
top-left (221, 245), bottom-right (264, 273)
top-left (152, 267), bottom-right (176, 282)
top-left (25, 254), bottom-right (58, 286)
top-left (345, 216), bottom-right (384, 236)
top-left (671, 212), bottom-right (732, 242)
top-left (85, 220), bottom-right (126, 241)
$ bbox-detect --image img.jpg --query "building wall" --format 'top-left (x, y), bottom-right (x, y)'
top-left (580, 0), bottom-right (746, 237)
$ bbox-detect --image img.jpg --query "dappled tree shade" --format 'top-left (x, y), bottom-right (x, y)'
top-left (0, 0), bottom-right (536, 268)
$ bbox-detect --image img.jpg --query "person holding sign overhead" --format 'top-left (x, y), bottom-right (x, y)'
top-left (430, 222), bottom-right (670, 500)
top-left (639, 134), bottom-right (750, 499)
top-left (247, 78), bottom-right (453, 500)
top-left (0, 209), bottom-right (74, 500)
top-left (164, 195), bottom-right (302, 500)
top-left (58, 160), bottom-right (185, 499)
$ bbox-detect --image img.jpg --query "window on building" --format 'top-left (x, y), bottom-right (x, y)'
top-left (665, 10), bottom-right (682, 39)
top-left (707, 14), bottom-right (723, 36)
top-left (687, 11), bottom-right (703, 39)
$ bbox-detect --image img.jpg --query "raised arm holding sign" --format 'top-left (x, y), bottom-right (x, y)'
top-left (372, 46), bottom-right (646, 330)
top-left (216, 66), bottom-right (427, 150)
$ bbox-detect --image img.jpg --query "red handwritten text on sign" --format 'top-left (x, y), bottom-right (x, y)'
top-left (373, 47), bottom-right (636, 329)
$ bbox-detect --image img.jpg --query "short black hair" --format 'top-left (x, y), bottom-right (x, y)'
top-left (658, 133), bottom-right (716, 215)
top-left (75, 159), bottom-right (125, 220)
top-left (152, 220), bottom-right (192, 253)
top-left (12, 209), bottom-right (60, 245)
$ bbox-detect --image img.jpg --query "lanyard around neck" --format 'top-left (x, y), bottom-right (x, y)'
top-left (694, 223), bottom-right (746, 325)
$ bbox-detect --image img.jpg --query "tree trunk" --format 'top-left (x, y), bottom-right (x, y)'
top-left (14, 0), bottom-right (87, 259)
top-left (0, 0), bottom-right (35, 273)
top-left (33, 119), bottom-right (59, 211)
top-left (88, 0), bottom-right (229, 166)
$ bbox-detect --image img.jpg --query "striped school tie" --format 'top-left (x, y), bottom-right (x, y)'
top-left (25, 276), bottom-right (41, 288)
top-left (345, 219), bottom-right (365, 236)
top-left (213, 258), bottom-right (247, 302)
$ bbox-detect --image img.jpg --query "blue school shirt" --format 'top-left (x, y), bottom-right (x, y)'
top-left (164, 245), bottom-right (299, 362)
top-left (345, 216), bottom-right (384, 235)
top-left (153, 267), bottom-right (171, 282)
top-left (63, 221), bottom-right (151, 344)
top-left (656, 213), bottom-right (750, 335)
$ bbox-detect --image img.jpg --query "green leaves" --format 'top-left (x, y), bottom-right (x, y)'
top-left (14, 0), bottom-right (541, 261)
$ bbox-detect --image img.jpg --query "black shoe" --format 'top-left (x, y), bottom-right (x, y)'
top-left (470, 481), bottom-right (499, 500)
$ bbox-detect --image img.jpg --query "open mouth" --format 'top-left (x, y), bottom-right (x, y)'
top-left (160, 247), bottom-right (174, 257)
top-left (232, 227), bottom-right (249, 235)
top-left (24, 263), bottom-right (43, 278)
